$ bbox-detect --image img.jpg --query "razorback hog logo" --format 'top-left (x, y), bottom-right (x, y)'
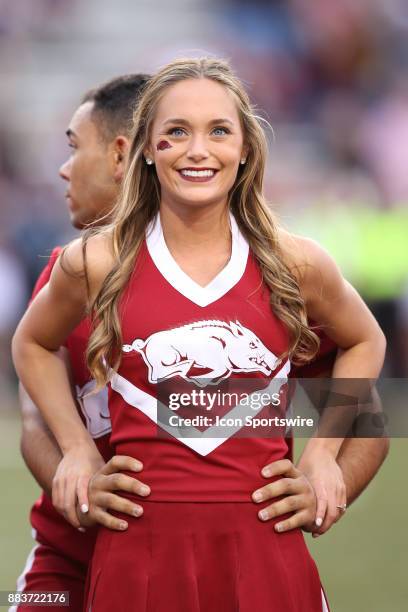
top-left (122, 319), bottom-right (282, 386)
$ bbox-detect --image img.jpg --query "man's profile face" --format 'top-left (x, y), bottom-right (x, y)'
top-left (59, 101), bottom-right (118, 229)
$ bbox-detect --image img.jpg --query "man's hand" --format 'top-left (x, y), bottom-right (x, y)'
top-left (78, 456), bottom-right (151, 531)
top-left (252, 459), bottom-right (317, 533)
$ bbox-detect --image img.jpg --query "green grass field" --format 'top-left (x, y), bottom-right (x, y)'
top-left (0, 406), bottom-right (407, 611)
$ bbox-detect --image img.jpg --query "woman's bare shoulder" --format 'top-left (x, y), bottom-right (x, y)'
top-left (58, 230), bottom-right (115, 296)
top-left (277, 228), bottom-right (316, 279)
top-left (277, 227), bottom-right (344, 301)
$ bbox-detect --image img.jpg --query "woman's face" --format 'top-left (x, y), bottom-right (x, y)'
top-left (146, 78), bottom-right (247, 210)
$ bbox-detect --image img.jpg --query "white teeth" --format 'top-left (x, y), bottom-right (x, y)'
top-left (180, 169), bottom-right (215, 177)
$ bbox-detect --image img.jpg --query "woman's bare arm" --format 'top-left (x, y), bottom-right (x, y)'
top-left (297, 237), bottom-right (386, 450)
top-left (12, 235), bottom-right (114, 526)
top-left (13, 241), bottom-right (93, 446)
top-left (280, 232), bottom-right (386, 527)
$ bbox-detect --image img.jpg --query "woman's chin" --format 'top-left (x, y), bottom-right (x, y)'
top-left (165, 187), bottom-right (230, 209)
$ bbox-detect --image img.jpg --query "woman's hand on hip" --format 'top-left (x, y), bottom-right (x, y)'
top-left (252, 459), bottom-right (317, 533)
top-left (78, 455), bottom-right (151, 531)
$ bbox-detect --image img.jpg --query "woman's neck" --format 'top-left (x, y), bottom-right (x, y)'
top-left (156, 201), bottom-right (233, 287)
top-left (159, 201), bottom-right (231, 254)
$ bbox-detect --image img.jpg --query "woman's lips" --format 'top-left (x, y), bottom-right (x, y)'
top-left (177, 168), bottom-right (218, 183)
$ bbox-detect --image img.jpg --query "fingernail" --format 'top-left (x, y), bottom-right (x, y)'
top-left (134, 461), bottom-right (143, 471)
top-left (78, 527), bottom-right (86, 533)
top-left (315, 517), bottom-right (323, 527)
top-left (119, 521), bottom-right (128, 530)
top-left (259, 509), bottom-right (269, 521)
top-left (252, 491), bottom-right (263, 503)
top-left (313, 533), bottom-right (320, 539)
top-left (81, 504), bottom-right (89, 514)
top-left (139, 486), bottom-right (150, 496)
top-left (275, 523), bottom-right (283, 532)
top-left (133, 506), bottom-right (142, 517)
top-left (262, 468), bottom-right (271, 477)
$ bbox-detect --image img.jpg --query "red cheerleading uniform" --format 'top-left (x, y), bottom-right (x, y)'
top-left (13, 247), bottom-right (114, 612)
top-left (86, 213), bottom-right (330, 612)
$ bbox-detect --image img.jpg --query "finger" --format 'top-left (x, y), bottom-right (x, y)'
top-left (339, 482), bottom-right (347, 512)
top-left (314, 488), bottom-right (328, 528)
top-left (323, 486), bottom-right (342, 531)
top-left (312, 484), bottom-right (345, 537)
top-left (91, 507), bottom-right (129, 531)
top-left (253, 477), bottom-right (303, 503)
top-left (102, 456), bottom-right (143, 475)
top-left (313, 513), bottom-right (336, 537)
top-left (77, 474), bottom-right (90, 515)
top-left (52, 476), bottom-right (64, 515)
top-left (96, 492), bottom-right (144, 518)
top-left (258, 494), bottom-right (303, 522)
top-left (104, 473), bottom-right (150, 497)
top-left (313, 510), bottom-right (337, 537)
top-left (261, 459), bottom-right (299, 479)
top-left (64, 477), bottom-right (81, 528)
top-left (76, 503), bottom-right (96, 529)
top-left (326, 482), bottom-right (347, 530)
top-left (275, 510), bottom-right (310, 533)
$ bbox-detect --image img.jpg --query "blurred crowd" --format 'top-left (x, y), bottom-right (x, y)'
top-left (1, 0), bottom-right (407, 397)
top-left (210, 0), bottom-right (408, 376)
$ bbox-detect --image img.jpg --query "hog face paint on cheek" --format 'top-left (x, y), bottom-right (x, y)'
top-left (156, 140), bottom-right (172, 151)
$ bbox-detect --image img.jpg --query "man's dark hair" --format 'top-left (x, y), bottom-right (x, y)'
top-left (81, 73), bottom-right (150, 141)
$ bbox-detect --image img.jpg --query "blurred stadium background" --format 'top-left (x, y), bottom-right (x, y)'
top-left (0, 0), bottom-right (407, 609)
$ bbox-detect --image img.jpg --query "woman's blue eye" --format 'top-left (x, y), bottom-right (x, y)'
top-left (169, 128), bottom-right (186, 137)
top-left (168, 126), bottom-right (229, 137)
top-left (212, 127), bottom-right (229, 136)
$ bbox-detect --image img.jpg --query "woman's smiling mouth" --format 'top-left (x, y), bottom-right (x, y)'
top-left (178, 167), bottom-right (218, 182)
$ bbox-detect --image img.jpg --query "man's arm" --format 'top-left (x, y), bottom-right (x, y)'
top-left (309, 432), bottom-right (389, 538)
top-left (299, 378), bottom-right (389, 534)
top-left (19, 247), bottom-right (67, 496)
top-left (19, 345), bottom-right (152, 526)
top-left (19, 346), bottom-right (74, 497)
top-left (337, 435), bottom-right (389, 506)
top-left (20, 383), bottom-right (62, 497)
top-left (300, 368), bottom-right (389, 505)
top-left (255, 364), bottom-right (389, 534)
top-left (337, 382), bottom-right (390, 506)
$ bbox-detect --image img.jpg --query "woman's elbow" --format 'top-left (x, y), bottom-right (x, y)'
top-left (11, 324), bottom-right (25, 370)
top-left (375, 326), bottom-right (387, 364)
top-left (12, 322), bottom-right (36, 374)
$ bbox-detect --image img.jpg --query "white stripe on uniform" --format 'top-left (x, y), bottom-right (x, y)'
top-left (9, 529), bottom-right (40, 612)
top-left (321, 588), bottom-right (330, 612)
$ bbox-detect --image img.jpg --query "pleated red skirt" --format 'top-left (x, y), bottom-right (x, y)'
top-left (85, 502), bottom-right (328, 612)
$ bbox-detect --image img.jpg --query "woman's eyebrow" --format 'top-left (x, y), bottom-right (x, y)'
top-left (162, 117), bottom-right (235, 127)
top-left (208, 118), bottom-right (234, 126)
top-left (162, 118), bottom-right (191, 126)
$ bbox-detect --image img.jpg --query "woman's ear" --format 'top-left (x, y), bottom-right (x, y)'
top-left (241, 143), bottom-right (249, 162)
top-left (143, 148), bottom-right (154, 165)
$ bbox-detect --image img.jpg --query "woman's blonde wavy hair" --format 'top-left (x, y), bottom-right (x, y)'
top-left (85, 57), bottom-right (320, 388)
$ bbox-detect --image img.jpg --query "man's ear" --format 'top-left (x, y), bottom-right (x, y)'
top-left (112, 136), bottom-right (130, 181)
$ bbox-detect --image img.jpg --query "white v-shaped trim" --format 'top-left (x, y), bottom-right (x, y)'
top-left (146, 211), bottom-right (249, 307)
top-left (110, 359), bottom-right (291, 457)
